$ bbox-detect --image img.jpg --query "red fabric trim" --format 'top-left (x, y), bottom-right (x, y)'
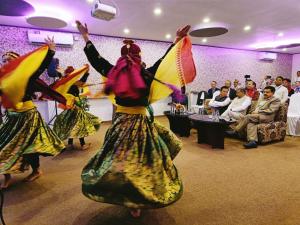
top-left (0, 45), bottom-right (48, 81)
top-left (52, 66), bottom-right (88, 89)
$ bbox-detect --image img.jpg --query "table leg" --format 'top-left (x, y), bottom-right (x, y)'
top-left (211, 125), bottom-right (225, 149)
top-left (197, 124), bottom-right (208, 144)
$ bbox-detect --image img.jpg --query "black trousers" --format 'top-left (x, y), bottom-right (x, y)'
top-left (68, 138), bottom-right (85, 146)
top-left (24, 154), bottom-right (40, 170)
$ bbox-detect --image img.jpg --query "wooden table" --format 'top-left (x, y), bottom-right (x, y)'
top-left (164, 111), bottom-right (194, 137)
top-left (189, 114), bottom-right (229, 149)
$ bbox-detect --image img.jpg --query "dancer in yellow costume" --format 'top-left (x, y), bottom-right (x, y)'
top-left (0, 38), bottom-right (65, 188)
top-left (76, 21), bottom-right (195, 217)
top-left (52, 65), bottom-right (101, 150)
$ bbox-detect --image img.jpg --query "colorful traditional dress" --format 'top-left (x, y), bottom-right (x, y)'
top-left (53, 71), bottom-right (101, 142)
top-left (81, 38), bottom-right (195, 208)
top-left (0, 47), bottom-right (65, 174)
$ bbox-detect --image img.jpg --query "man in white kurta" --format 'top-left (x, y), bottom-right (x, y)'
top-left (273, 76), bottom-right (288, 104)
top-left (221, 88), bottom-right (252, 121)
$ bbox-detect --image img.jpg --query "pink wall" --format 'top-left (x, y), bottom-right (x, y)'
top-left (0, 25), bottom-right (293, 92)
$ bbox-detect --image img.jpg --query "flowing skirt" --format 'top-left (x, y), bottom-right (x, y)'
top-left (82, 112), bottom-right (183, 209)
top-left (0, 108), bottom-right (65, 174)
top-left (53, 107), bottom-right (101, 140)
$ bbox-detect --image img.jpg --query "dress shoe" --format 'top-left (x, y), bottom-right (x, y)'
top-left (243, 141), bottom-right (258, 149)
top-left (225, 130), bottom-right (237, 136)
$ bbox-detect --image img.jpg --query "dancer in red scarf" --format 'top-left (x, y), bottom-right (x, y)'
top-left (76, 20), bottom-right (194, 217)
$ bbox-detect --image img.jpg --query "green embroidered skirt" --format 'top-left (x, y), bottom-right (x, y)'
top-left (53, 107), bottom-right (101, 140)
top-left (82, 112), bottom-right (183, 209)
top-left (0, 108), bottom-right (65, 174)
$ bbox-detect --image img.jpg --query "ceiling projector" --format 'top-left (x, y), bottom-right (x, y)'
top-left (91, 1), bottom-right (117, 21)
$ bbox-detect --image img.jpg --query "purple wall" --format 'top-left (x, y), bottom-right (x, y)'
top-left (0, 25), bottom-right (293, 92)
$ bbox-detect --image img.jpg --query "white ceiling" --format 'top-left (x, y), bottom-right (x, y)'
top-left (1, 0), bottom-right (300, 53)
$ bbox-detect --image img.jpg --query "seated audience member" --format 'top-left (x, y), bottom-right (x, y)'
top-left (295, 81), bottom-right (300, 93)
top-left (233, 79), bottom-right (241, 90)
top-left (196, 90), bottom-right (208, 105)
top-left (297, 71), bottom-right (300, 82)
top-left (207, 81), bottom-right (219, 99)
top-left (221, 88), bottom-right (251, 121)
top-left (283, 78), bottom-right (294, 97)
top-left (209, 86), bottom-right (231, 115)
top-left (259, 75), bottom-right (272, 90)
top-left (273, 76), bottom-right (289, 104)
top-left (228, 86), bottom-right (281, 149)
top-left (246, 80), bottom-right (260, 100)
top-left (225, 80), bottom-right (236, 100)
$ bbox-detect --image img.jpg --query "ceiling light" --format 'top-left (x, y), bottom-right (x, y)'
top-left (250, 39), bottom-right (300, 49)
top-left (165, 34), bottom-right (171, 39)
top-left (27, 5), bottom-right (73, 22)
top-left (86, 0), bottom-right (94, 3)
top-left (123, 28), bottom-right (130, 34)
top-left (282, 48), bottom-right (287, 51)
top-left (243, 25), bottom-right (251, 31)
top-left (202, 38), bottom-right (207, 43)
top-left (154, 7), bottom-right (162, 16)
top-left (203, 17), bottom-right (210, 23)
top-left (278, 32), bottom-right (284, 37)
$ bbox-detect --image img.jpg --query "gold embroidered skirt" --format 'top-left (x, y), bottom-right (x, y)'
top-left (0, 107), bottom-right (65, 174)
top-left (82, 110), bottom-right (183, 209)
top-left (53, 107), bottom-right (101, 140)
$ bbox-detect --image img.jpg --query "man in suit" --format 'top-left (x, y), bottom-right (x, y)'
top-left (225, 80), bottom-right (236, 100)
top-left (228, 86), bottom-right (281, 149)
top-left (207, 81), bottom-right (219, 99)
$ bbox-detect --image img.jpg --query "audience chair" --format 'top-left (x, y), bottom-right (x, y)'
top-left (287, 93), bottom-right (300, 136)
top-left (257, 102), bottom-right (288, 144)
top-left (190, 91), bottom-right (206, 113)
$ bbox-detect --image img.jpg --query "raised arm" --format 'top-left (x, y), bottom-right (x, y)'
top-left (76, 20), bottom-right (113, 77)
top-left (147, 25), bottom-right (191, 75)
top-left (30, 36), bottom-right (56, 81)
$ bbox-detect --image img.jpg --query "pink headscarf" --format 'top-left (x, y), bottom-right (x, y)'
top-left (104, 39), bottom-right (147, 100)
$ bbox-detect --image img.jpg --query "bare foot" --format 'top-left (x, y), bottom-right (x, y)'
top-left (23, 170), bottom-right (42, 182)
top-left (130, 209), bottom-right (141, 218)
top-left (80, 143), bottom-right (91, 151)
top-left (0, 174), bottom-right (12, 189)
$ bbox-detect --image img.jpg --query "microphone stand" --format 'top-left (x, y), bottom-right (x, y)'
top-left (47, 77), bottom-right (58, 126)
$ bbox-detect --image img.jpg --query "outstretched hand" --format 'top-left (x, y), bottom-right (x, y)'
top-left (45, 36), bottom-right (56, 51)
top-left (75, 20), bottom-right (90, 43)
top-left (174, 25), bottom-right (191, 44)
top-left (76, 20), bottom-right (88, 35)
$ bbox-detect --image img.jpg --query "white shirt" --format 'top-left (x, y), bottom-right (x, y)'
top-left (273, 85), bottom-right (288, 104)
top-left (228, 95), bottom-right (252, 112)
top-left (212, 89), bottom-right (234, 99)
top-left (209, 92), bottom-right (231, 108)
top-left (220, 95), bottom-right (251, 120)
